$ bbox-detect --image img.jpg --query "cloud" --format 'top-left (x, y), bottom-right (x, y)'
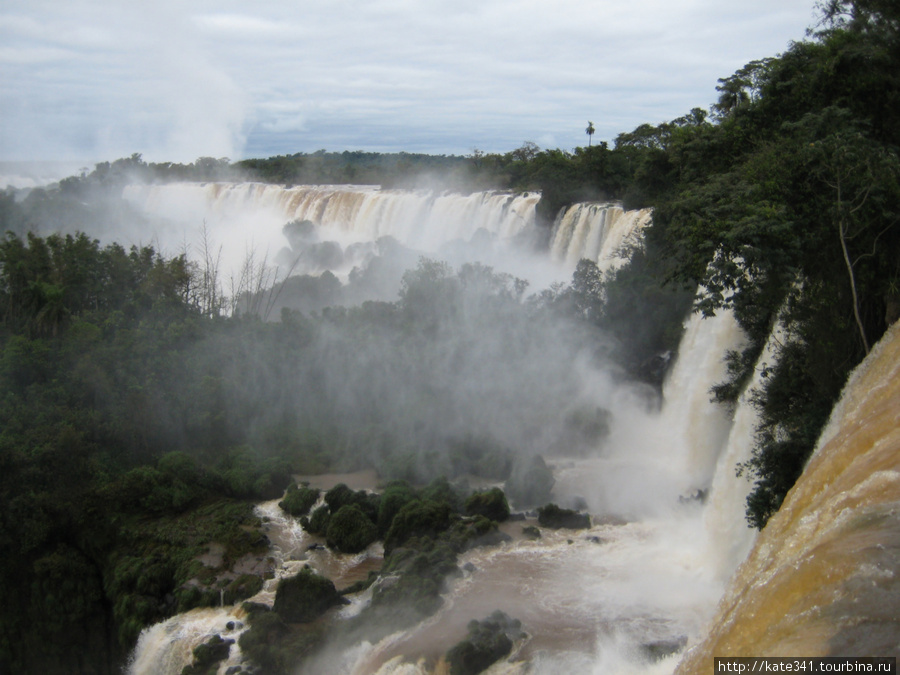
top-left (0, 0), bottom-right (817, 162)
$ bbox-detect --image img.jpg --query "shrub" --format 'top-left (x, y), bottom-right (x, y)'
top-left (279, 484), bottom-right (320, 517)
top-left (181, 634), bottom-right (234, 675)
top-left (376, 482), bottom-right (417, 536)
top-left (272, 568), bottom-right (346, 623)
top-left (326, 504), bottom-right (378, 553)
top-left (384, 499), bottom-right (455, 554)
top-left (536, 503), bottom-right (590, 530)
top-left (445, 610), bottom-right (523, 675)
top-left (464, 487), bottom-right (510, 522)
top-left (305, 504), bottom-right (331, 535)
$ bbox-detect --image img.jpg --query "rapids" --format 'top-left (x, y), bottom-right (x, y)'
top-left (675, 319), bottom-right (900, 668)
top-left (122, 184), bottom-right (776, 674)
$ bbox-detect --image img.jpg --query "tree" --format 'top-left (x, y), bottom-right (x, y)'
top-left (801, 119), bottom-right (900, 355)
top-left (585, 121), bottom-right (596, 147)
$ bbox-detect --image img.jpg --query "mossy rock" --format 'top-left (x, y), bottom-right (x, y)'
top-left (223, 574), bottom-right (263, 605)
top-left (278, 484), bottom-right (320, 517)
top-left (522, 525), bottom-right (541, 539)
top-left (536, 503), bottom-right (590, 530)
top-left (326, 504), bottom-right (378, 553)
top-left (383, 499), bottom-right (455, 554)
top-left (272, 568), bottom-right (347, 623)
top-left (464, 487), bottom-right (510, 522)
top-left (181, 634), bottom-right (234, 675)
top-left (445, 610), bottom-right (524, 675)
top-left (305, 504), bottom-right (331, 535)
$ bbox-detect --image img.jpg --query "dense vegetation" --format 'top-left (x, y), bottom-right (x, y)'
top-left (612, 0), bottom-right (900, 526)
top-left (0, 225), bottom-right (598, 672)
top-left (1, 0), bottom-right (898, 671)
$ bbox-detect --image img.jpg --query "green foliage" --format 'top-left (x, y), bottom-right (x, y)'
top-left (376, 481), bottom-right (417, 536)
top-left (279, 483), bottom-right (320, 517)
top-left (237, 607), bottom-right (326, 675)
top-left (272, 568), bottom-right (346, 623)
top-left (445, 610), bottom-right (523, 675)
top-left (370, 540), bottom-right (460, 621)
top-left (326, 504), bottom-right (378, 553)
top-left (537, 503), bottom-right (591, 530)
top-left (383, 499), bottom-right (456, 554)
top-left (181, 634), bottom-right (234, 675)
top-left (464, 488), bottom-right (510, 523)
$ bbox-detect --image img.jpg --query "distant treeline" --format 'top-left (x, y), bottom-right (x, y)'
top-left (1, 0), bottom-right (899, 671)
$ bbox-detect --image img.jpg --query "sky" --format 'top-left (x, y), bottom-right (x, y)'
top-left (0, 0), bottom-right (819, 166)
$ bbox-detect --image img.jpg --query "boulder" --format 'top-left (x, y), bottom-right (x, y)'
top-left (445, 610), bottom-right (525, 675)
top-left (536, 503), bottom-right (590, 530)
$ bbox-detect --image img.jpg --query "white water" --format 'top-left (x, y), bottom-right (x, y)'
top-left (122, 183), bottom-right (552, 289)
top-left (327, 304), bottom-right (759, 675)
top-left (127, 498), bottom-right (382, 675)
top-left (123, 185), bottom-right (764, 674)
top-left (550, 202), bottom-right (653, 273)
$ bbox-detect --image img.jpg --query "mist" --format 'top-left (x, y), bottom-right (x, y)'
top-left (1, 169), bottom-right (760, 674)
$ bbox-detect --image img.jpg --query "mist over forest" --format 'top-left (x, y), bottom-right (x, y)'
top-left (1, 1), bottom-right (899, 673)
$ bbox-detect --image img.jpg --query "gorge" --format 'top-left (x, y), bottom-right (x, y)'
top-left (118, 183), bottom-right (782, 674)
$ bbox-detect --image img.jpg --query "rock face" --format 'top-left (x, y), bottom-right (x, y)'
top-left (675, 321), bottom-right (900, 670)
top-left (272, 568), bottom-right (347, 623)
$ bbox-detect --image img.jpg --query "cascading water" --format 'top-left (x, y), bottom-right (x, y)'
top-left (127, 498), bottom-right (383, 675)
top-left (676, 319), bottom-right (900, 668)
top-left (123, 184), bottom-right (768, 674)
top-left (549, 202), bottom-right (653, 272)
top-left (122, 183), bottom-right (543, 280)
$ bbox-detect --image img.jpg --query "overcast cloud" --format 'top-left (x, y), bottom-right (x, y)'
top-left (0, 0), bottom-right (817, 164)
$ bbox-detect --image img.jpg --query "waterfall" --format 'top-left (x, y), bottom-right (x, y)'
top-left (549, 203), bottom-right (652, 272)
top-left (123, 182), bottom-right (540, 250)
top-left (121, 185), bottom-right (777, 675)
top-left (675, 319), bottom-right (900, 667)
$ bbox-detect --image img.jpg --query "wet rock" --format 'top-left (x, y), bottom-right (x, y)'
top-left (463, 562), bottom-right (477, 573)
top-left (640, 636), bottom-right (688, 661)
top-left (445, 610), bottom-right (525, 675)
top-left (678, 489), bottom-right (708, 505)
top-left (522, 525), bottom-right (541, 539)
top-left (537, 503), bottom-right (591, 530)
top-left (181, 634), bottom-right (234, 675)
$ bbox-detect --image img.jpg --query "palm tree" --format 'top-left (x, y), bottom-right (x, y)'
top-left (585, 121), bottom-right (596, 147)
